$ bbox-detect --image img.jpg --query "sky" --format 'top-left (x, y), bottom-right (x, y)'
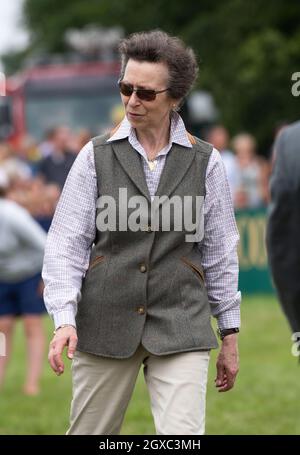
top-left (0, 0), bottom-right (29, 71)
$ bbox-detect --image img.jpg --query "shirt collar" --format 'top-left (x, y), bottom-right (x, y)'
top-left (107, 111), bottom-right (192, 149)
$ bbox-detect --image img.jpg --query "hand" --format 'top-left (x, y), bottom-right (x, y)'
top-left (215, 333), bottom-right (239, 392)
top-left (48, 325), bottom-right (78, 376)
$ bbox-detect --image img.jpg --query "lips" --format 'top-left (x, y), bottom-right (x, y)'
top-left (128, 112), bottom-right (143, 117)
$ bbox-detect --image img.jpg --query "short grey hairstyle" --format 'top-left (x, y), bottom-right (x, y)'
top-left (118, 30), bottom-right (199, 103)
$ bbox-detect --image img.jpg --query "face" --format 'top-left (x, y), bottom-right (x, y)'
top-left (234, 137), bottom-right (255, 164)
top-left (120, 59), bottom-right (176, 130)
top-left (53, 126), bottom-right (71, 151)
top-left (208, 127), bottom-right (229, 151)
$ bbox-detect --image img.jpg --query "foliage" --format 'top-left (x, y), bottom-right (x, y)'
top-left (3, 0), bottom-right (300, 152)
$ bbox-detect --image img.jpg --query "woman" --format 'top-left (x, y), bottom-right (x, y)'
top-left (0, 169), bottom-right (47, 395)
top-left (232, 132), bottom-right (269, 209)
top-left (43, 30), bottom-right (241, 435)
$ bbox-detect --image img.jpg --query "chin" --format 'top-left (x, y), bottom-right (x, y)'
top-left (127, 115), bottom-right (144, 126)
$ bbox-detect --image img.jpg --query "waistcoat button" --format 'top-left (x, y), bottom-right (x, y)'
top-left (140, 264), bottom-right (147, 273)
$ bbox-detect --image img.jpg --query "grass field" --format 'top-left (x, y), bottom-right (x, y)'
top-left (0, 295), bottom-right (299, 435)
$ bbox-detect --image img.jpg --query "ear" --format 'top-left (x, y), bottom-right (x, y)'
top-left (170, 97), bottom-right (182, 112)
top-left (168, 98), bottom-right (177, 111)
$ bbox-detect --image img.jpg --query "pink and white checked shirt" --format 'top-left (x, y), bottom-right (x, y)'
top-left (42, 112), bottom-right (241, 330)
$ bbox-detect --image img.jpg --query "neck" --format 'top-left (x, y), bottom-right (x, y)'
top-left (136, 115), bottom-right (171, 160)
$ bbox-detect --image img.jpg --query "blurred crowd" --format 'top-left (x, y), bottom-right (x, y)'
top-left (0, 126), bottom-right (94, 394)
top-left (0, 126), bottom-right (92, 228)
top-left (0, 123), bottom-right (279, 223)
top-left (205, 125), bottom-right (273, 210)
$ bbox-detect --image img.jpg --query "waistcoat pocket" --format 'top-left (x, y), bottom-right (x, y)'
top-left (180, 256), bottom-right (205, 284)
top-left (88, 255), bottom-right (105, 270)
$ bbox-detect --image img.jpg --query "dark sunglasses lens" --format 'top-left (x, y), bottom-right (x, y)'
top-left (119, 81), bottom-right (156, 101)
top-left (137, 90), bottom-right (156, 101)
top-left (119, 82), bottom-right (133, 97)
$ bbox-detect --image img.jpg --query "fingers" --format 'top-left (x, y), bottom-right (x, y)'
top-left (48, 339), bottom-right (66, 375)
top-left (48, 337), bottom-right (68, 376)
top-left (67, 334), bottom-right (78, 359)
top-left (48, 327), bottom-right (78, 375)
top-left (215, 358), bottom-right (225, 388)
top-left (217, 372), bottom-right (233, 392)
top-left (215, 338), bottom-right (239, 392)
top-left (215, 366), bottom-right (238, 392)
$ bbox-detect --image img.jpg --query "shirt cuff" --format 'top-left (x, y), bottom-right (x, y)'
top-left (216, 306), bottom-right (241, 330)
top-left (53, 309), bottom-right (76, 330)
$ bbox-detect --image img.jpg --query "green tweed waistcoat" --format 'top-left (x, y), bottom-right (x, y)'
top-left (75, 131), bottom-right (219, 357)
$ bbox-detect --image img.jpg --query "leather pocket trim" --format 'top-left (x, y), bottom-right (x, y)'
top-left (89, 255), bottom-right (105, 270)
top-left (180, 257), bottom-right (205, 283)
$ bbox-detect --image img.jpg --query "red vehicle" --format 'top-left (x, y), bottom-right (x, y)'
top-left (0, 57), bottom-right (218, 148)
top-left (0, 59), bottom-right (123, 146)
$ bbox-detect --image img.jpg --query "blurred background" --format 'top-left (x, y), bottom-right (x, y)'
top-left (0, 0), bottom-right (300, 435)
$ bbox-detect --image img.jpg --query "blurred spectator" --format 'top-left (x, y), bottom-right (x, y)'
top-left (18, 135), bottom-right (42, 173)
top-left (38, 128), bottom-right (56, 159)
top-left (232, 133), bottom-right (269, 209)
top-left (6, 176), bottom-right (60, 231)
top-left (0, 170), bottom-right (47, 395)
top-left (206, 125), bottom-right (239, 198)
top-left (77, 129), bottom-right (92, 151)
top-left (0, 141), bottom-right (32, 183)
top-left (67, 128), bottom-right (92, 155)
top-left (37, 126), bottom-right (76, 189)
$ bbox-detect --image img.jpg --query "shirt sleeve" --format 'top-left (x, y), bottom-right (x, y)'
top-left (42, 141), bottom-right (97, 329)
top-left (198, 147), bottom-right (241, 330)
top-left (11, 204), bottom-right (47, 252)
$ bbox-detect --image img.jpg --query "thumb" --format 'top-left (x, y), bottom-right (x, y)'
top-left (67, 335), bottom-right (78, 359)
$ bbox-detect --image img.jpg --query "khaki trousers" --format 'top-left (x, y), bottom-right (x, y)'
top-left (66, 342), bottom-right (210, 435)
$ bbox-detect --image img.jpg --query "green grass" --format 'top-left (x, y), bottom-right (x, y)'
top-left (0, 295), bottom-right (299, 435)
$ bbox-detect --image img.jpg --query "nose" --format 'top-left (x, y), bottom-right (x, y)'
top-left (127, 91), bottom-right (141, 107)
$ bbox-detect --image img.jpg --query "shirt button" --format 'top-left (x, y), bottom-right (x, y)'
top-left (140, 264), bottom-right (147, 273)
top-left (146, 225), bottom-right (152, 232)
top-left (137, 306), bottom-right (145, 315)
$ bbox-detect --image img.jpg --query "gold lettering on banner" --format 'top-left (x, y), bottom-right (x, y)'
top-left (237, 214), bottom-right (268, 270)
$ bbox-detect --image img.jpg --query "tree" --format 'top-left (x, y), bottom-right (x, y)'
top-left (5, 0), bottom-right (300, 153)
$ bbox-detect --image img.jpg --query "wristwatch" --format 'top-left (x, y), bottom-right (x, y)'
top-left (217, 327), bottom-right (239, 340)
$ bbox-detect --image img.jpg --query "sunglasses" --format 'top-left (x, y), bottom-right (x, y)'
top-left (118, 80), bottom-right (169, 101)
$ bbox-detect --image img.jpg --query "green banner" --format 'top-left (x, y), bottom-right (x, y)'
top-left (235, 208), bottom-right (274, 294)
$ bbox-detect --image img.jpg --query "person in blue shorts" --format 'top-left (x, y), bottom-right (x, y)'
top-left (0, 170), bottom-right (47, 395)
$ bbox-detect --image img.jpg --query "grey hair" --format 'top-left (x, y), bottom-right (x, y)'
top-left (118, 30), bottom-right (199, 104)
